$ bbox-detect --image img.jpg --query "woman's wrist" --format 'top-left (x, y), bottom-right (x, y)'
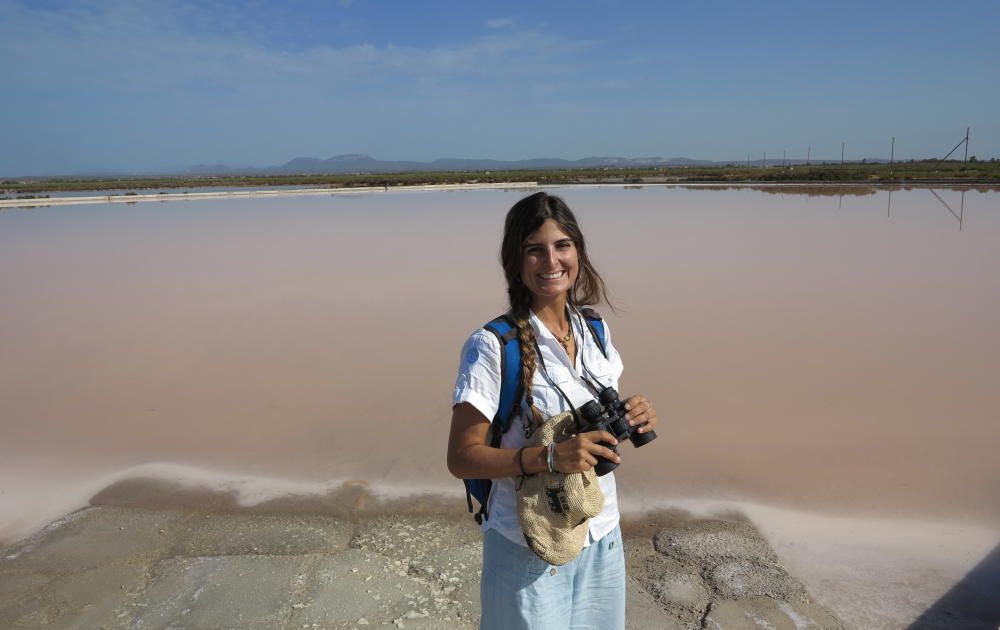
top-left (514, 445), bottom-right (555, 476)
top-left (529, 446), bottom-right (548, 475)
top-left (546, 442), bottom-right (557, 473)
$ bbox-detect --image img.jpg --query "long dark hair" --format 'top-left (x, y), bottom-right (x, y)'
top-left (500, 192), bottom-right (611, 424)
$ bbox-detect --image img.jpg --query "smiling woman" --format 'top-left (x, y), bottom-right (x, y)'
top-left (519, 222), bottom-right (578, 302)
top-left (447, 191), bottom-right (659, 630)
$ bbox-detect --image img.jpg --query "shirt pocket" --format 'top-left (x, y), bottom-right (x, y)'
top-left (532, 365), bottom-right (573, 417)
top-left (583, 352), bottom-right (617, 391)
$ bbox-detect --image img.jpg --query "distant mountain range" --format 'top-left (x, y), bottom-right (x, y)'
top-left (186, 154), bottom-right (743, 176)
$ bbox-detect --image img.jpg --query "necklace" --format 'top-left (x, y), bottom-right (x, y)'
top-left (556, 331), bottom-right (572, 349)
top-left (551, 323), bottom-right (573, 354)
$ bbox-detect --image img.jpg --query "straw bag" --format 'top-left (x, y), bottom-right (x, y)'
top-left (516, 411), bottom-right (605, 565)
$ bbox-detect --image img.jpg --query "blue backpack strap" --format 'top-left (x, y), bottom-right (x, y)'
top-left (463, 313), bottom-right (523, 524)
top-left (483, 314), bottom-right (523, 434)
top-left (579, 307), bottom-right (608, 357)
top-left (462, 478), bottom-right (492, 520)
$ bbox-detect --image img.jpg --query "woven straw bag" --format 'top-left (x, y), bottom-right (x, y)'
top-left (516, 411), bottom-right (605, 565)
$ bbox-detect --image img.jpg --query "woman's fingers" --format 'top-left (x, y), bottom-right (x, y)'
top-left (582, 429), bottom-right (618, 448)
top-left (623, 395), bottom-right (649, 419)
top-left (624, 395), bottom-right (658, 433)
top-left (554, 431), bottom-right (619, 473)
top-left (579, 430), bottom-right (619, 464)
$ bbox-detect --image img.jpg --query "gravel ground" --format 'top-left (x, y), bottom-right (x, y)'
top-left (0, 492), bottom-right (846, 630)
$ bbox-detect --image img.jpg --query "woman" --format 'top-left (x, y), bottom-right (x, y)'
top-left (447, 191), bottom-right (658, 630)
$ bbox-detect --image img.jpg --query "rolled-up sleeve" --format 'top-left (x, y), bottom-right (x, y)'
top-left (452, 329), bottom-right (503, 422)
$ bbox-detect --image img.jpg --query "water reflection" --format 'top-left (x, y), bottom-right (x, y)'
top-left (927, 188), bottom-right (965, 229)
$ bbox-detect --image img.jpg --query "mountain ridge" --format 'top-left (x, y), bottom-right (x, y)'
top-left (187, 154), bottom-right (730, 176)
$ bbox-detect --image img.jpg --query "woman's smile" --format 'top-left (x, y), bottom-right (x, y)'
top-left (520, 219), bottom-right (579, 303)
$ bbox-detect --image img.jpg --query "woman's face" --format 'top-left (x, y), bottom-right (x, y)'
top-left (520, 219), bottom-right (579, 304)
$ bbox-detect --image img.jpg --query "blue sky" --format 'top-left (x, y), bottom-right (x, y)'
top-left (1, 0), bottom-right (997, 175)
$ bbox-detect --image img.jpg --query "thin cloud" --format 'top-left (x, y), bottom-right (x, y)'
top-left (0, 2), bottom-right (590, 92)
top-left (485, 17), bottom-right (517, 29)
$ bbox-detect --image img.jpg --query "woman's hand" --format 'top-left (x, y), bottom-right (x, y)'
top-left (554, 431), bottom-right (620, 473)
top-left (624, 394), bottom-right (658, 434)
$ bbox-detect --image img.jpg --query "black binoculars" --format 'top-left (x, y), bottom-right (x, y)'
top-left (575, 387), bottom-right (657, 476)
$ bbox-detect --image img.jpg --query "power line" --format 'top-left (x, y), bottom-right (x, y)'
top-left (940, 128), bottom-right (971, 165)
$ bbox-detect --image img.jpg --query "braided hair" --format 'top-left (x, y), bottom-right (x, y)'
top-left (500, 192), bottom-right (611, 426)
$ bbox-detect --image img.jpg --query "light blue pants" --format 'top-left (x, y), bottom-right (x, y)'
top-left (480, 525), bottom-right (626, 630)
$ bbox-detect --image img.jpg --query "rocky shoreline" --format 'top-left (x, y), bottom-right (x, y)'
top-left (0, 482), bottom-right (845, 630)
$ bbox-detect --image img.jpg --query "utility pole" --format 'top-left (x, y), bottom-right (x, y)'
top-left (807, 146), bottom-right (810, 166)
top-left (762, 152), bottom-right (766, 168)
top-left (841, 142), bottom-right (845, 165)
top-left (747, 153), bottom-right (750, 168)
top-left (782, 150), bottom-right (786, 168)
top-left (941, 128), bottom-right (972, 164)
top-left (890, 136), bottom-right (895, 175)
top-left (961, 190), bottom-right (965, 230)
top-left (963, 127), bottom-right (970, 170)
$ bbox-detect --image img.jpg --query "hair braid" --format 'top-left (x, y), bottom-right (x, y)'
top-left (512, 305), bottom-right (545, 428)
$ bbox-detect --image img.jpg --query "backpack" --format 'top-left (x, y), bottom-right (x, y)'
top-left (462, 308), bottom-right (608, 524)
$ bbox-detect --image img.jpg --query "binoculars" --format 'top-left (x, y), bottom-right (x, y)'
top-left (575, 387), bottom-right (657, 476)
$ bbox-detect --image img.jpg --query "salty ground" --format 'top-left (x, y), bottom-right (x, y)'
top-left (0, 480), bottom-right (850, 630)
top-left (1, 474), bottom-right (997, 629)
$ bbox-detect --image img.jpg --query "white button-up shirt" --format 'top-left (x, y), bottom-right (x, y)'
top-left (453, 308), bottom-right (625, 548)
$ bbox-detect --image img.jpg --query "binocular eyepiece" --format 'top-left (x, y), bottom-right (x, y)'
top-left (576, 387), bottom-right (657, 476)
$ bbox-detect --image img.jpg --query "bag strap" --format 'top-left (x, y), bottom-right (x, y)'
top-left (462, 478), bottom-right (491, 524)
top-left (578, 307), bottom-right (608, 358)
top-left (464, 314), bottom-right (522, 525)
top-left (483, 314), bottom-right (523, 436)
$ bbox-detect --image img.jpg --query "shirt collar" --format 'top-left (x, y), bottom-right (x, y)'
top-left (529, 307), bottom-right (582, 371)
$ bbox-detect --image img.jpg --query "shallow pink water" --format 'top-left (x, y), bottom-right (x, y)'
top-left (1, 185), bottom-right (998, 540)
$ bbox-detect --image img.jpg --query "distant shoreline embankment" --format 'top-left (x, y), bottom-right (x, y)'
top-left (4, 159), bottom-right (999, 201)
top-left (0, 181), bottom-right (541, 209)
top-left (4, 180), bottom-right (999, 209)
